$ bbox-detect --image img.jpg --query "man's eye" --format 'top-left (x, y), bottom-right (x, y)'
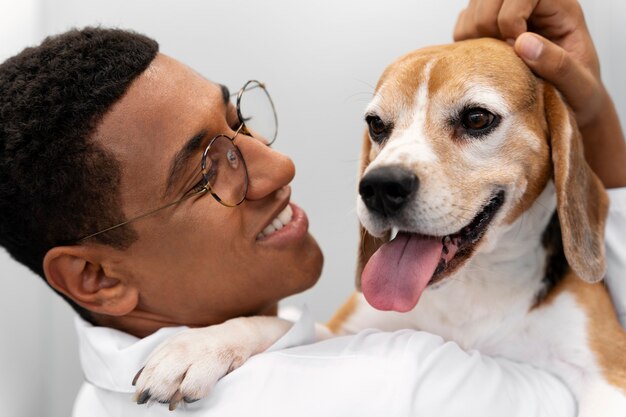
top-left (366, 115), bottom-right (391, 143)
top-left (460, 108), bottom-right (498, 134)
top-left (202, 159), bottom-right (218, 185)
top-left (226, 148), bottom-right (240, 169)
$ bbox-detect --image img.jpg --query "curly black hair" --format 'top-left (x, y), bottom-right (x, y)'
top-left (0, 27), bottom-right (159, 322)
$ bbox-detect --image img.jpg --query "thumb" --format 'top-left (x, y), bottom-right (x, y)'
top-left (514, 32), bottom-right (599, 118)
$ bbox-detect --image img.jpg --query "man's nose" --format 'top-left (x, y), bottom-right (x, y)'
top-left (238, 137), bottom-right (295, 200)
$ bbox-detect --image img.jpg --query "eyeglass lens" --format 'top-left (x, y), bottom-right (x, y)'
top-left (237, 81), bottom-right (278, 145)
top-left (203, 135), bottom-right (248, 206)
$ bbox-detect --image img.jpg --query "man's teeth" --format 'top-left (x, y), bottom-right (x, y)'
top-left (257, 205), bottom-right (294, 239)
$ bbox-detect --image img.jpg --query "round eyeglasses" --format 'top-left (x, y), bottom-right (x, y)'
top-left (77, 80), bottom-right (277, 243)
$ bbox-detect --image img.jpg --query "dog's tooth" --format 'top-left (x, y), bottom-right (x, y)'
top-left (262, 224), bottom-right (277, 235)
top-left (278, 205), bottom-right (293, 224)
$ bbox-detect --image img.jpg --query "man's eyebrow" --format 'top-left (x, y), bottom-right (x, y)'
top-left (165, 130), bottom-right (207, 197)
top-left (220, 84), bottom-right (231, 105)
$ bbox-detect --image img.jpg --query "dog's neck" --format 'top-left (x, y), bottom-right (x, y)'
top-left (413, 181), bottom-right (558, 349)
top-left (472, 180), bottom-right (558, 289)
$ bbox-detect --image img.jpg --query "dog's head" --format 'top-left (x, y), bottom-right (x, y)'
top-left (357, 38), bottom-right (608, 312)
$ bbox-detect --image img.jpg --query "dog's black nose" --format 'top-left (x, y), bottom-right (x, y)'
top-left (359, 166), bottom-right (418, 216)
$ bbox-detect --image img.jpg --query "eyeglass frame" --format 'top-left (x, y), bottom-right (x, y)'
top-left (76, 79), bottom-right (277, 243)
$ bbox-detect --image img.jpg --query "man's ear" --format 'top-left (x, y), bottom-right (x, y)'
top-left (43, 246), bottom-right (139, 316)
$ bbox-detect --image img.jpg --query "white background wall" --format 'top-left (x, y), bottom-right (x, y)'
top-left (0, 1), bottom-right (624, 416)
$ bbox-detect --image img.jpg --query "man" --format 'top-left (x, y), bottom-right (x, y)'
top-left (0, 1), bottom-right (624, 416)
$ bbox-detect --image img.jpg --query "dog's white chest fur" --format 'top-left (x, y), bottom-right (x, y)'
top-left (412, 190), bottom-right (554, 350)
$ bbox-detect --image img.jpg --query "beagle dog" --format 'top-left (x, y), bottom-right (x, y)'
top-left (134, 39), bottom-right (626, 414)
top-left (328, 38), bottom-right (626, 415)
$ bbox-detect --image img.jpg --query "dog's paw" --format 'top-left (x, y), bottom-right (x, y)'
top-left (132, 316), bottom-right (293, 410)
top-left (132, 324), bottom-right (252, 410)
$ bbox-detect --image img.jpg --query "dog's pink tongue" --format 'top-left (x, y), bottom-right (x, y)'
top-left (362, 232), bottom-right (442, 312)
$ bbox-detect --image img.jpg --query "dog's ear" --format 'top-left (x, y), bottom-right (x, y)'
top-left (355, 130), bottom-right (388, 291)
top-left (545, 84), bottom-right (609, 283)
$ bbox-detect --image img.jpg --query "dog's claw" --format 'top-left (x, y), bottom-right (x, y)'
top-left (130, 317), bottom-right (285, 409)
top-left (169, 390), bottom-right (185, 411)
top-left (136, 390), bottom-right (151, 405)
top-left (132, 367), bottom-right (144, 386)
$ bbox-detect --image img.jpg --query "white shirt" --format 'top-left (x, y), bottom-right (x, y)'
top-left (72, 188), bottom-right (626, 417)
top-left (605, 187), bottom-right (626, 326)
top-left (73, 308), bottom-right (575, 417)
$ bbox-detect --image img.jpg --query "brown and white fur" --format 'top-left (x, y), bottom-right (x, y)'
top-left (134, 39), bottom-right (626, 414)
top-left (328, 38), bottom-right (626, 415)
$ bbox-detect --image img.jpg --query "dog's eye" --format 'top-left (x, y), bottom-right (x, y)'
top-left (460, 108), bottom-right (498, 135)
top-left (366, 115), bottom-right (391, 142)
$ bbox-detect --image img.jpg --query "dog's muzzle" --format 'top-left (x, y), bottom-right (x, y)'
top-left (359, 165), bottom-right (418, 216)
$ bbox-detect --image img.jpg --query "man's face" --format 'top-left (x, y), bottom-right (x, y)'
top-left (92, 54), bottom-right (323, 326)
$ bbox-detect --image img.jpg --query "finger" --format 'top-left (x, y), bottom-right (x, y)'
top-left (455, 0), bottom-right (505, 40)
top-left (514, 32), bottom-right (598, 116)
top-left (454, 0), bottom-right (481, 41)
top-left (498, 0), bottom-right (539, 40)
top-left (453, 8), bottom-right (469, 41)
top-left (473, 0), bottom-right (505, 38)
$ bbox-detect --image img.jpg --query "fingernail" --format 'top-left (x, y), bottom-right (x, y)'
top-left (518, 35), bottom-right (543, 60)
